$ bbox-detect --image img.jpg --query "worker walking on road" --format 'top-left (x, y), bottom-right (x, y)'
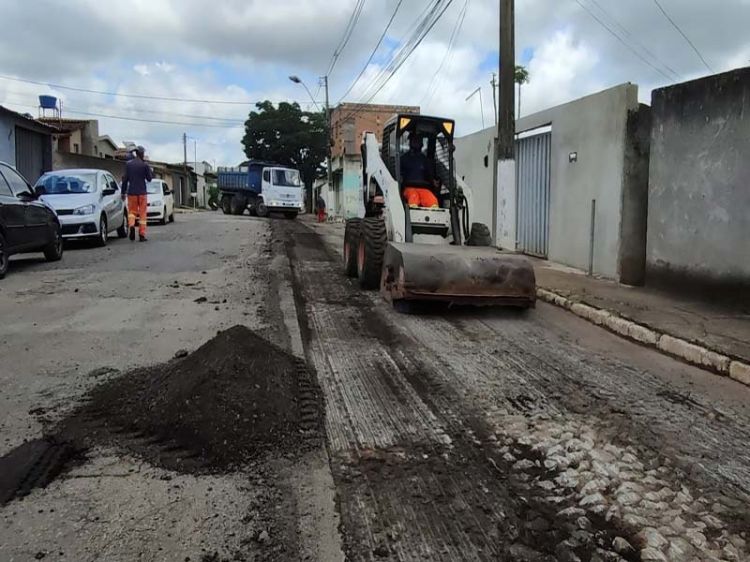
top-left (122, 145), bottom-right (153, 242)
top-left (316, 193), bottom-right (327, 223)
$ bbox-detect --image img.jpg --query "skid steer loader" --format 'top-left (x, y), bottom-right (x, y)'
top-left (342, 114), bottom-right (536, 309)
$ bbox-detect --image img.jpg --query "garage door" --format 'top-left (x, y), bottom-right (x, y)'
top-left (516, 132), bottom-right (551, 258)
top-left (15, 126), bottom-right (48, 183)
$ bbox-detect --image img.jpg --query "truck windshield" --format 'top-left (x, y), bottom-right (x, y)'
top-left (272, 169), bottom-right (301, 187)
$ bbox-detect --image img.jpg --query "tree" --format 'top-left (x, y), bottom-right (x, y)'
top-left (514, 65), bottom-right (530, 118)
top-left (241, 101), bottom-right (327, 210)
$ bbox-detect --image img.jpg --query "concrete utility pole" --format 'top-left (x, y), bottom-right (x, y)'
top-left (493, 0), bottom-right (516, 248)
top-left (322, 75), bottom-right (332, 207)
top-left (183, 132), bottom-right (189, 207)
top-left (490, 73), bottom-right (498, 126)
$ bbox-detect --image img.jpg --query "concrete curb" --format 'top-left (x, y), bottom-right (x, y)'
top-left (537, 288), bottom-right (750, 388)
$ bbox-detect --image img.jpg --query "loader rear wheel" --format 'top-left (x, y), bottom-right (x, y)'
top-left (343, 218), bottom-right (362, 277)
top-left (357, 217), bottom-right (387, 290)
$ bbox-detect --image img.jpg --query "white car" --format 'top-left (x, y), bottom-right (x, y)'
top-left (34, 169), bottom-right (127, 246)
top-left (146, 179), bottom-right (175, 224)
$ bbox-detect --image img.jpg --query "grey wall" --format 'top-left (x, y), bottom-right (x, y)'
top-left (455, 84), bottom-right (646, 281)
top-left (54, 151), bottom-right (126, 179)
top-left (0, 115), bottom-right (16, 165)
top-left (647, 67), bottom-right (750, 299)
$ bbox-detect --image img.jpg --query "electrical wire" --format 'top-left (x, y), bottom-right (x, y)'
top-left (586, 0), bottom-right (681, 80)
top-left (575, 0), bottom-right (676, 82)
top-left (337, 0), bottom-right (405, 104)
top-left (0, 74), bottom-right (322, 106)
top-left (651, 0), bottom-right (713, 73)
top-left (421, 0), bottom-right (469, 107)
top-left (327, 0), bottom-right (368, 77)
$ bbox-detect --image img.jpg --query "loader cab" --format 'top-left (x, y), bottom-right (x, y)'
top-left (381, 114), bottom-right (462, 244)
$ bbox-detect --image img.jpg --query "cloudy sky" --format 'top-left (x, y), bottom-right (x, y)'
top-left (0, 0), bottom-right (747, 166)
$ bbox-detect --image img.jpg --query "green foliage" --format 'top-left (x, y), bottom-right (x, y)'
top-left (514, 65), bottom-right (530, 85)
top-left (207, 184), bottom-right (219, 210)
top-left (241, 101), bottom-right (327, 191)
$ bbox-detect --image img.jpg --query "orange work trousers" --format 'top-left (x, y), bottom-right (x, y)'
top-left (403, 187), bottom-right (438, 208)
top-left (127, 194), bottom-right (148, 237)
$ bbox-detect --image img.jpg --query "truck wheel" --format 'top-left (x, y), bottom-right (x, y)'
top-left (230, 195), bottom-right (246, 215)
top-left (357, 217), bottom-right (387, 290)
top-left (343, 218), bottom-right (362, 277)
top-left (255, 201), bottom-right (269, 218)
top-left (221, 196), bottom-right (232, 215)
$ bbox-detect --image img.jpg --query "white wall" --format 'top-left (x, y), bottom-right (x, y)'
top-left (455, 83), bottom-right (641, 279)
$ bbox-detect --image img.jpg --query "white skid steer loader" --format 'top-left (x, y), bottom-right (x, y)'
top-left (342, 114), bottom-right (536, 310)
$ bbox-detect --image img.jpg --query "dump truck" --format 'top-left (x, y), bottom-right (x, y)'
top-left (343, 113), bottom-right (536, 310)
top-left (217, 161), bottom-right (304, 219)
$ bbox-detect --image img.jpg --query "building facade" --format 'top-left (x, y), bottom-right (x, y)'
top-left (0, 106), bottom-right (54, 183)
top-left (328, 102), bottom-right (419, 218)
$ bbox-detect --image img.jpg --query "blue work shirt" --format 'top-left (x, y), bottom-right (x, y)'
top-left (400, 150), bottom-right (434, 185)
top-left (122, 158), bottom-right (153, 196)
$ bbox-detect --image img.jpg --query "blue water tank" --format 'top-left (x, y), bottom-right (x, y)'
top-left (39, 95), bottom-right (58, 110)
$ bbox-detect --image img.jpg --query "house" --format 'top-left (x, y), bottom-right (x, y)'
top-left (38, 117), bottom-right (100, 157)
top-left (97, 135), bottom-right (119, 159)
top-left (0, 106), bottom-right (55, 183)
top-left (188, 161), bottom-right (215, 208)
top-left (328, 102), bottom-right (420, 218)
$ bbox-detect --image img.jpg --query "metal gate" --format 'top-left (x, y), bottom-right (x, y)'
top-left (14, 126), bottom-right (47, 183)
top-left (515, 132), bottom-right (551, 258)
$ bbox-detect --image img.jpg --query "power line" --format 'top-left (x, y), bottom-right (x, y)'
top-left (651, 0), bottom-right (713, 73)
top-left (327, 0), bottom-right (368, 77)
top-left (586, 0), bottom-right (681, 80)
top-left (575, 0), bottom-right (675, 82)
top-left (0, 74), bottom-right (322, 106)
top-left (422, 0), bottom-right (470, 106)
top-left (337, 0), bottom-right (405, 104)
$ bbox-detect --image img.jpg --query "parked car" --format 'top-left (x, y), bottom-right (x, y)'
top-left (34, 169), bottom-right (127, 246)
top-left (0, 161), bottom-right (63, 279)
top-left (146, 179), bottom-right (175, 225)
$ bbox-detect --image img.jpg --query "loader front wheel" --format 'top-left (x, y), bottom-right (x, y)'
top-left (343, 218), bottom-right (362, 277)
top-left (357, 217), bottom-right (387, 290)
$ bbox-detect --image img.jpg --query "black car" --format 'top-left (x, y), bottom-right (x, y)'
top-left (0, 161), bottom-right (63, 279)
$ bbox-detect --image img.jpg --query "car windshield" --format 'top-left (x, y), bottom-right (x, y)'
top-left (146, 181), bottom-right (162, 194)
top-left (35, 173), bottom-right (97, 194)
top-left (272, 169), bottom-right (301, 187)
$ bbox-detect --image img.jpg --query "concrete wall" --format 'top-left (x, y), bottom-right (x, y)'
top-left (0, 115), bottom-right (16, 164)
top-left (53, 151), bottom-right (126, 179)
top-left (455, 83), bottom-right (648, 281)
top-left (647, 67), bottom-right (750, 299)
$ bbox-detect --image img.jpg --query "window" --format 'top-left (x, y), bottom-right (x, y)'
top-left (262, 170), bottom-right (270, 183)
top-left (107, 174), bottom-right (118, 191)
top-left (162, 184), bottom-right (169, 195)
top-left (0, 172), bottom-right (13, 197)
top-left (0, 165), bottom-right (31, 196)
top-left (74, 143), bottom-right (80, 153)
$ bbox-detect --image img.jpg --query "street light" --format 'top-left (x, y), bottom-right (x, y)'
top-left (289, 75), bottom-right (332, 210)
top-left (466, 87), bottom-right (486, 129)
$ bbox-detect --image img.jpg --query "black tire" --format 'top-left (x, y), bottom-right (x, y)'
top-left (283, 211), bottom-right (298, 220)
top-left (169, 212), bottom-right (175, 223)
top-left (221, 195), bottom-right (232, 215)
top-left (343, 218), bottom-right (362, 277)
top-left (230, 195), bottom-right (246, 216)
top-left (255, 200), bottom-right (269, 218)
top-left (117, 212), bottom-right (128, 238)
top-left (357, 217), bottom-right (387, 290)
top-left (95, 215), bottom-right (108, 247)
top-left (467, 222), bottom-right (492, 247)
top-left (0, 232), bottom-right (9, 279)
top-left (159, 212), bottom-right (167, 225)
top-left (43, 228), bottom-right (63, 262)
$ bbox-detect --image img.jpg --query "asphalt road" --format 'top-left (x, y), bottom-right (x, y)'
top-left (2, 211), bottom-right (749, 562)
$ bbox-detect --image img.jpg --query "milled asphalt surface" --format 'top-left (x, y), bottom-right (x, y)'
top-left (2, 210), bottom-right (750, 561)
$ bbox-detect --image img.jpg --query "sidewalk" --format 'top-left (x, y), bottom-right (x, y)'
top-left (534, 260), bottom-right (750, 384)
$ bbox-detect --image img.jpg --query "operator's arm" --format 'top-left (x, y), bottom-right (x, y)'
top-left (121, 169), bottom-right (129, 198)
top-left (145, 164), bottom-right (153, 183)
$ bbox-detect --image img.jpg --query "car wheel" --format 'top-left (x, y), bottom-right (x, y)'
top-left (117, 213), bottom-right (128, 238)
top-left (160, 212), bottom-right (167, 225)
top-left (95, 215), bottom-right (108, 247)
top-left (43, 229), bottom-right (64, 262)
top-left (169, 212), bottom-right (175, 223)
top-left (0, 232), bottom-right (9, 279)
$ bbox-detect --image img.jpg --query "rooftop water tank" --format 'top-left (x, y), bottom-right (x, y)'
top-left (39, 95), bottom-right (58, 110)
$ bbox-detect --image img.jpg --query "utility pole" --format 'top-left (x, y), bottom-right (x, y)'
top-left (183, 132), bottom-right (189, 207)
top-left (493, 0), bottom-right (515, 248)
top-left (490, 73), bottom-right (498, 126)
top-left (323, 75), bottom-right (332, 211)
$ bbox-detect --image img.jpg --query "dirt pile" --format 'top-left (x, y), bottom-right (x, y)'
top-left (63, 325), bottom-right (322, 471)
